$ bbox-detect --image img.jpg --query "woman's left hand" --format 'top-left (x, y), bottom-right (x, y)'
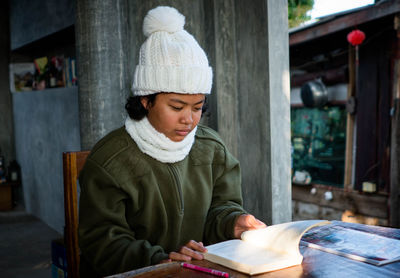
top-left (161, 240), bottom-right (207, 263)
top-left (234, 214), bottom-right (267, 238)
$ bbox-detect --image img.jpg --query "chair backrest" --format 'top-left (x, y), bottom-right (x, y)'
top-left (63, 151), bottom-right (90, 278)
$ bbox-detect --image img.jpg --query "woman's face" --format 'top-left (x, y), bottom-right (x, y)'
top-left (141, 93), bottom-right (205, 142)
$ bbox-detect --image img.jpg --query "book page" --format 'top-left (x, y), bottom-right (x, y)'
top-left (204, 220), bottom-right (330, 275)
top-left (204, 239), bottom-right (301, 275)
top-left (301, 225), bottom-right (400, 265)
top-left (241, 220), bottom-right (330, 258)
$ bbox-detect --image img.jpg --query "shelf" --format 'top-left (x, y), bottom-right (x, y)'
top-left (11, 86), bottom-right (78, 95)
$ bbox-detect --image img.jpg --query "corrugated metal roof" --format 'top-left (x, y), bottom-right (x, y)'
top-left (289, 0), bottom-right (400, 45)
top-left (289, 4), bottom-right (374, 34)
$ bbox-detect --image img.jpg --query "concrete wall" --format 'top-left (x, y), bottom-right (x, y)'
top-left (232, 0), bottom-right (291, 224)
top-left (13, 88), bottom-right (81, 233)
top-left (292, 200), bottom-right (342, 221)
top-left (207, 0), bottom-right (292, 224)
top-left (6, 0), bottom-right (79, 233)
top-left (292, 200), bottom-right (388, 226)
top-left (9, 0), bottom-right (74, 50)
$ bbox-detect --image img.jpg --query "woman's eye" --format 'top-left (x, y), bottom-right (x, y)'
top-left (170, 106), bottom-right (183, 111)
top-left (194, 107), bottom-right (202, 111)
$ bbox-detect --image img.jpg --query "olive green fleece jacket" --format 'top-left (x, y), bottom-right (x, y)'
top-left (78, 125), bottom-right (247, 277)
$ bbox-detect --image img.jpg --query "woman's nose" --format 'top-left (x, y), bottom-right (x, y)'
top-left (180, 109), bottom-right (193, 124)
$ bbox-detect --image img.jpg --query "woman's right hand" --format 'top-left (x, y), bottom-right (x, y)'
top-left (160, 240), bottom-right (207, 263)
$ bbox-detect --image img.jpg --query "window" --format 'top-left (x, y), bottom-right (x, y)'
top-left (291, 106), bottom-right (346, 187)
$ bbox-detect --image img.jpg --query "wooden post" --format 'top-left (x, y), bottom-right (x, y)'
top-left (344, 45), bottom-right (356, 190)
top-left (390, 60), bottom-right (400, 227)
top-left (390, 14), bottom-right (400, 227)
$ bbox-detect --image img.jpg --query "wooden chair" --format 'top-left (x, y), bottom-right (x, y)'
top-left (63, 151), bottom-right (90, 278)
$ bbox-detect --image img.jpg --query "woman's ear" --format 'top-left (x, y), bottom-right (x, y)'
top-left (140, 97), bottom-right (149, 109)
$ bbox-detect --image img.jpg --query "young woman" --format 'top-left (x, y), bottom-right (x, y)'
top-left (78, 6), bottom-right (266, 277)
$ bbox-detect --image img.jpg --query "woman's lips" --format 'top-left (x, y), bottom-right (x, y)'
top-left (176, 129), bottom-right (191, 136)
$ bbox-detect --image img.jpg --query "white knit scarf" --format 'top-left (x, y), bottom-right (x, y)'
top-left (125, 116), bottom-right (197, 163)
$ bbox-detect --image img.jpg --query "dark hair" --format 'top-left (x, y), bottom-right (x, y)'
top-left (125, 93), bottom-right (209, 120)
top-left (125, 94), bottom-right (158, 120)
top-left (202, 96), bottom-right (208, 114)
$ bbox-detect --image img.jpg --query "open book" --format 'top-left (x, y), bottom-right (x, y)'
top-left (301, 224), bottom-right (400, 266)
top-left (203, 219), bottom-right (330, 275)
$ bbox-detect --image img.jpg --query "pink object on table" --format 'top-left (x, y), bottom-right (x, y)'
top-left (181, 262), bottom-right (229, 277)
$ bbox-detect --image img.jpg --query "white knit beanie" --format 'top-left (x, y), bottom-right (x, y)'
top-left (132, 6), bottom-right (213, 96)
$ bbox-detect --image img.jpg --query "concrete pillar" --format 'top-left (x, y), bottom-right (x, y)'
top-left (75, 0), bottom-right (131, 150)
top-left (264, 0), bottom-right (291, 224)
top-left (214, 0), bottom-right (291, 224)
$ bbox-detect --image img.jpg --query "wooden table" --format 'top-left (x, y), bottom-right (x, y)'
top-left (107, 221), bottom-right (400, 278)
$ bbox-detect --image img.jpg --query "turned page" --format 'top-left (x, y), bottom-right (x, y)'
top-left (241, 219), bottom-right (330, 258)
top-left (204, 220), bottom-right (330, 275)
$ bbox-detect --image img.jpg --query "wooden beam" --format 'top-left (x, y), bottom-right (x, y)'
top-left (292, 184), bottom-right (389, 219)
top-left (290, 66), bottom-right (347, 88)
top-left (290, 1), bottom-right (400, 46)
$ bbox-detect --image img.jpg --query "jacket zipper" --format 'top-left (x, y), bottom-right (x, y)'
top-left (169, 164), bottom-right (184, 214)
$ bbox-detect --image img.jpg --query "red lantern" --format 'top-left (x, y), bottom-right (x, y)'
top-left (347, 29), bottom-right (366, 46)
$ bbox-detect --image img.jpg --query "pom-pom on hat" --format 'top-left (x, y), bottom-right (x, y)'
top-left (132, 6), bottom-right (213, 96)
